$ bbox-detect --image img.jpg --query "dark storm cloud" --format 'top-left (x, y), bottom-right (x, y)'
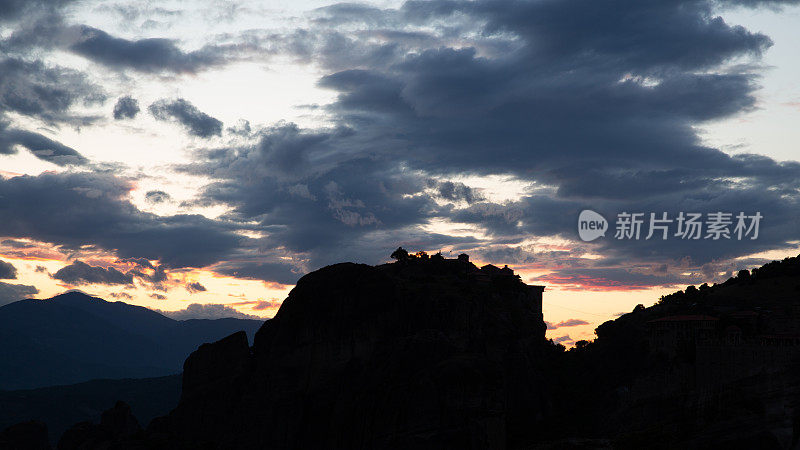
top-left (0, 260), bottom-right (17, 279)
top-left (429, 180), bottom-right (483, 204)
top-left (3, 15), bottom-right (251, 75)
top-left (70, 26), bottom-right (224, 74)
top-left (52, 260), bottom-right (133, 285)
top-left (0, 122), bottom-right (88, 166)
top-left (186, 281), bottom-right (206, 293)
top-left (180, 135), bottom-right (478, 268)
top-left (212, 260), bottom-right (301, 285)
top-left (0, 37), bottom-right (103, 166)
top-left (316, 55), bottom-right (761, 179)
top-left (149, 98), bottom-right (223, 138)
top-left (294, 0), bottom-right (800, 269)
top-left (149, 265), bottom-right (168, 283)
top-left (0, 281), bottom-right (38, 306)
top-left (476, 246), bottom-right (536, 265)
top-left (2, 0), bottom-right (799, 289)
top-left (173, 0), bottom-right (800, 285)
top-left (290, 0), bottom-right (791, 189)
top-left (0, 172), bottom-right (242, 268)
top-left (1, 239), bottom-right (34, 249)
top-left (0, 57), bottom-right (105, 125)
top-left (113, 96), bottom-right (139, 120)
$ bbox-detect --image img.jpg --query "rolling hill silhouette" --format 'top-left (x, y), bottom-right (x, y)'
top-left (0, 292), bottom-right (263, 390)
top-left (0, 375), bottom-right (180, 443)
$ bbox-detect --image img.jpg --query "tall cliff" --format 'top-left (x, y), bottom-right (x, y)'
top-left (163, 258), bottom-right (549, 449)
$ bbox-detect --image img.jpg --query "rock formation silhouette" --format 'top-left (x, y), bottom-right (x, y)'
top-left (163, 258), bottom-right (547, 449)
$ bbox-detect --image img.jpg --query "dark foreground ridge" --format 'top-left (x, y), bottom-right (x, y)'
top-left (0, 375), bottom-right (180, 444)
top-left (8, 252), bottom-right (800, 449)
top-left (57, 253), bottom-right (549, 449)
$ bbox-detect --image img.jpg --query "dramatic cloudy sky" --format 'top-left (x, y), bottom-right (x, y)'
top-left (1, 0), bottom-right (799, 343)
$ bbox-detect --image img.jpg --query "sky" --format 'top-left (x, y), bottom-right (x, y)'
top-left (0, 0), bottom-right (799, 344)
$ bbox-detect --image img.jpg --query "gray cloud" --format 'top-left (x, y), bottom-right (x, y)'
top-left (53, 260), bottom-right (134, 285)
top-left (0, 122), bottom-right (88, 166)
top-left (0, 281), bottom-right (38, 306)
top-left (70, 26), bottom-right (224, 74)
top-left (92, 4), bottom-right (182, 22)
top-left (0, 0), bottom-right (75, 22)
top-left (555, 319), bottom-right (590, 328)
top-left (0, 37), bottom-right (101, 167)
top-left (211, 260), bottom-right (301, 285)
top-left (553, 335), bottom-right (573, 344)
top-left (0, 57), bottom-right (105, 125)
top-left (154, 303), bottom-right (262, 320)
top-left (144, 190), bottom-right (171, 204)
top-left (429, 179), bottom-right (483, 204)
top-left (113, 96), bottom-right (139, 120)
top-left (0, 172), bottom-right (242, 268)
top-left (149, 98), bottom-right (222, 138)
top-left (1, 239), bottom-right (34, 249)
top-left (249, 300), bottom-right (281, 310)
top-left (186, 281), bottom-right (206, 293)
top-left (181, 142), bottom-right (464, 269)
top-left (0, 260), bottom-right (17, 279)
top-left (546, 319), bottom-right (590, 330)
top-left (477, 246), bottom-right (537, 265)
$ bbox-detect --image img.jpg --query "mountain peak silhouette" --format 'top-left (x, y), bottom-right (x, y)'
top-left (0, 293), bottom-right (263, 390)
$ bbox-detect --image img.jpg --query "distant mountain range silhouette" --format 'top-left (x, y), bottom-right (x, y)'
top-left (0, 292), bottom-right (263, 390)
